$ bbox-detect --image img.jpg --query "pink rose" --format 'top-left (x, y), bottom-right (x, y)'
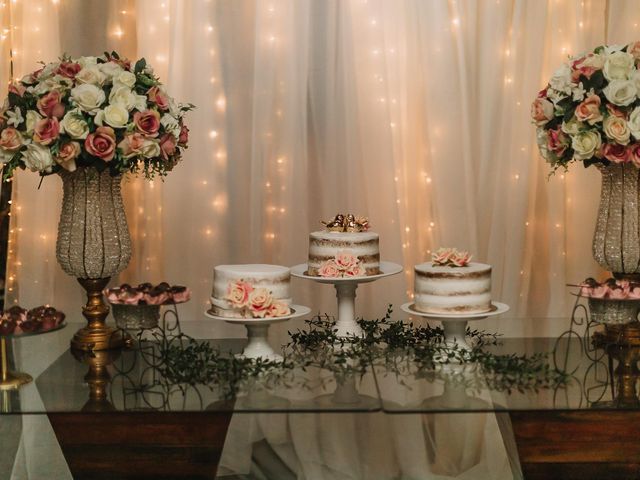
top-left (537, 87), bottom-right (548, 98)
top-left (85, 126), bottom-right (116, 161)
top-left (575, 94), bottom-right (603, 125)
top-left (225, 280), bottom-right (254, 308)
top-left (571, 54), bottom-right (602, 82)
top-left (317, 259), bottom-right (341, 277)
top-left (0, 128), bottom-right (22, 151)
top-left (629, 144), bottom-right (640, 167)
top-left (159, 133), bottom-right (177, 160)
top-left (344, 263), bottom-right (365, 277)
top-left (178, 124), bottom-right (189, 146)
top-left (133, 110), bottom-right (161, 137)
top-left (547, 127), bottom-right (569, 157)
top-left (267, 300), bottom-right (291, 318)
top-left (170, 287), bottom-right (191, 303)
top-left (56, 142), bottom-right (80, 171)
top-left (335, 251), bottom-right (358, 270)
top-left (451, 251), bottom-right (472, 267)
top-left (121, 290), bottom-right (144, 305)
top-left (531, 97), bottom-right (554, 126)
top-left (118, 132), bottom-right (146, 158)
top-left (602, 143), bottom-right (629, 164)
top-left (147, 86), bottom-right (170, 111)
top-left (248, 288), bottom-right (273, 318)
top-left (55, 61), bottom-right (82, 79)
top-left (607, 104), bottom-right (627, 119)
top-left (37, 90), bottom-right (65, 118)
top-left (106, 290), bottom-right (121, 304)
top-left (33, 117), bottom-right (60, 145)
top-left (628, 41), bottom-right (640, 60)
top-left (432, 247), bottom-right (456, 265)
top-left (8, 83), bottom-right (25, 97)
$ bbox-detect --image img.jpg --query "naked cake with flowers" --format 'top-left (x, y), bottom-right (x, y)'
top-left (210, 264), bottom-right (292, 319)
top-left (307, 213), bottom-right (380, 277)
top-left (414, 248), bottom-right (492, 314)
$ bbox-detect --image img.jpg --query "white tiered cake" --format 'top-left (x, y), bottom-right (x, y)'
top-left (414, 248), bottom-right (492, 314)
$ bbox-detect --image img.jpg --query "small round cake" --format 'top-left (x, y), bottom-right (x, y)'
top-left (414, 249), bottom-right (492, 314)
top-left (307, 214), bottom-right (380, 277)
top-left (211, 264), bottom-right (292, 318)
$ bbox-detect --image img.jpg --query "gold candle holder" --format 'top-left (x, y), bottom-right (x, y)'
top-left (70, 277), bottom-right (127, 351)
top-left (0, 336), bottom-right (32, 390)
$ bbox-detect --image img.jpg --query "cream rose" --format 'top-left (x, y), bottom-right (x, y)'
top-left (603, 79), bottom-right (637, 106)
top-left (268, 300), bottom-right (291, 318)
top-left (99, 61), bottom-right (123, 79)
top-left (603, 51), bottom-right (635, 81)
top-left (113, 71), bottom-right (136, 89)
top-left (109, 86), bottom-right (136, 111)
top-left (603, 115), bottom-right (631, 144)
top-left (70, 84), bottom-right (106, 113)
top-left (531, 98), bottom-right (554, 126)
top-left (549, 64), bottom-right (572, 95)
top-left (75, 65), bottom-right (106, 86)
top-left (25, 110), bottom-right (42, 135)
top-left (571, 130), bottom-right (602, 160)
top-left (0, 148), bottom-right (14, 164)
top-left (60, 109), bottom-right (89, 139)
top-left (561, 118), bottom-right (583, 135)
top-left (21, 143), bottom-right (54, 172)
top-left (140, 138), bottom-right (161, 158)
top-left (101, 104), bottom-right (129, 128)
top-left (133, 94), bottom-right (147, 112)
top-left (77, 56), bottom-right (98, 69)
top-left (629, 107), bottom-right (640, 140)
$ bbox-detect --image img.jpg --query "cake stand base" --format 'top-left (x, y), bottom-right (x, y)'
top-left (401, 302), bottom-right (510, 352)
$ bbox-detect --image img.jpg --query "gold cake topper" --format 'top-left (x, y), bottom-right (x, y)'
top-left (321, 213), bottom-right (370, 233)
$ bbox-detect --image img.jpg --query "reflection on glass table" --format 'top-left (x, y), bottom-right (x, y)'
top-left (32, 323), bottom-right (380, 415)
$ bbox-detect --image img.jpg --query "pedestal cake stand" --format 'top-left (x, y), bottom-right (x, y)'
top-left (401, 302), bottom-right (509, 350)
top-left (291, 261), bottom-right (402, 337)
top-left (205, 305), bottom-right (311, 361)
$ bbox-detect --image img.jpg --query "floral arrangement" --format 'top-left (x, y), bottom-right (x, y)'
top-left (225, 280), bottom-right (291, 318)
top-left (0, 51), bottom-right (192, 180)
top-left (0, 305), bottom-right (65, 335)
top-left (317, 251), bottom-right (365, 277)
top-left (431, 247), bottom-right (472, 267)
top-left (105, 282), bottom-right (191, 306)
top-left (531, 42), bottom-right (640, 172)
top-left (321, 213), bottom-right (370, 232)
top-left (578, 277), bottom-right (640, 299)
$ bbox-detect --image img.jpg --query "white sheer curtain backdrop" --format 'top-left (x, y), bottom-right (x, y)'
top-left (6, 0), bottom-right (640, 341)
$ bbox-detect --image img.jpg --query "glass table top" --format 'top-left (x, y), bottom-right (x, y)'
top-left (0, 317), bottom-right (635, 415)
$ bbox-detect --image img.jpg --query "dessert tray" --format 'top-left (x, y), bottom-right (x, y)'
top-left (401, 301), bottom-right (509, 350)
top-left (205, 305), bottom-right (311, 361)
top-left (291, 261), bottom-right (403, 336)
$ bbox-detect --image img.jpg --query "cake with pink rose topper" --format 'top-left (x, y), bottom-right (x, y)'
top-left (414, 248), bottom-right (492, 315)
top-left (307, 213), bottom-right (380, 278)
top-left (210, 264), bottom-right (292, 319)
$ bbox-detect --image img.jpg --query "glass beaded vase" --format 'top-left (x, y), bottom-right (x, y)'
top-left (55, 167), bottom-right (132, 350)
top-left (593, 163), bottom-right (640, 278)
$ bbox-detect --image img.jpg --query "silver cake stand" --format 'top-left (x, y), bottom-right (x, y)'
top-left (205, 305), bottom-right (311, 361)
top-left (291, 262), bottom-right (402, 336)
top-left (401, 301), bottom-right (509, 350)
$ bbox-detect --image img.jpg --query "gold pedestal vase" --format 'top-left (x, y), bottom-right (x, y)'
top-left (56, 168), bottom-right (132, 351)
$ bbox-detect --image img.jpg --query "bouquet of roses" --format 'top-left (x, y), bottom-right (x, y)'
top-left (0, 51), bottom-right (192, 180)
top-left (532, 42), bottom-right (640, 172)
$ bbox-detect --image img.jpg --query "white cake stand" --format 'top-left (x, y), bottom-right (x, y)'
top-left (291, 261), bottom-right (402, 337)
top-left (205, 305), bottom-right (311, 361)
top-left (401, 301), bottom-right (509, 350)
